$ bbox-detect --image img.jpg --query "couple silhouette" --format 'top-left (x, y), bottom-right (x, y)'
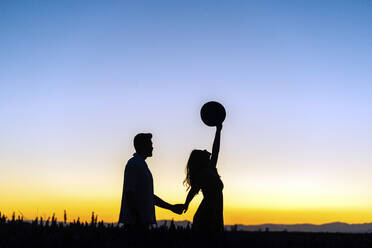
top-left (119, 124), bottom-right (223, 232)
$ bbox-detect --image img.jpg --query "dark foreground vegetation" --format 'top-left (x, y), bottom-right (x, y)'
top-left (1, 212), bottom-right (372, 248)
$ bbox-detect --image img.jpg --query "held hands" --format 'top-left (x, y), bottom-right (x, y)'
top-left (171, 204), bottom-right (185, 215)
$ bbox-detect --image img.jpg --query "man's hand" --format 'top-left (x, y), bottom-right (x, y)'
top-left (171, 204), bottom-right (184, 215)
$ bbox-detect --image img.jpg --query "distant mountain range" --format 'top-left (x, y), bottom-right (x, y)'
top-left (157, 220), bottom-right (372, 233)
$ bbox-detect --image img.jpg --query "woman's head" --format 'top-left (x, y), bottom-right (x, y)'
top-left (184, 149), bottom-right (211, 190)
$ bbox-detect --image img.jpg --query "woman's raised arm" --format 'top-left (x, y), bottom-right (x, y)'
top-left (210, 124), bottom-right (222, 168)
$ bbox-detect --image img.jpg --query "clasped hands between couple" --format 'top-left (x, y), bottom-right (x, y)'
top-left (154, 195), bottom-right (188, 215)
top-left (168, 203), bottom-right (188, 215)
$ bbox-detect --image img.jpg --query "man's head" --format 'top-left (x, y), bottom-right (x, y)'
top-left (133, 133), bottom-right (153, 159)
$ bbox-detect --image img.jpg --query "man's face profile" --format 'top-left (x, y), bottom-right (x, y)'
top-left (134, 133), bottom-right (153, 158)
top-left (144, 140), bottom-right (153, 157)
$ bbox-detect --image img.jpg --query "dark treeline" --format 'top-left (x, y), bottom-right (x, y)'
top-left (1, 211), bottom-right (372, 248)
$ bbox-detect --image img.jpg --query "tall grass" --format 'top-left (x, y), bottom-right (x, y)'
top-left (1, 210), bottom-right (372, 248)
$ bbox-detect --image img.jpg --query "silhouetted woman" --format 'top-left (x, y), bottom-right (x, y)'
top-left (183, 124), bottom-right (223, 232)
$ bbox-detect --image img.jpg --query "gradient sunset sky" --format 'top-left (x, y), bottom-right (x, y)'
top-left (1, 1), bottom-right (372, 225)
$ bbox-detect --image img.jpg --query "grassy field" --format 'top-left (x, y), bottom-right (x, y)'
top-left (1, 211), bottom-right (372, 248)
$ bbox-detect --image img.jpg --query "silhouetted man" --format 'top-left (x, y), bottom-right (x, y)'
top-left (119, 133), bottom-right (183, 230)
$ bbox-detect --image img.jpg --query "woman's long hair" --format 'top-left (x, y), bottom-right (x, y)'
top-left (183, 149), bottom-right (211, 191)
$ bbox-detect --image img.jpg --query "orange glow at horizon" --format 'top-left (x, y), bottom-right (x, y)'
top-left (3, 203), bottom-right (372, 225)
top-left (2, 186), bottom-right (372, 225)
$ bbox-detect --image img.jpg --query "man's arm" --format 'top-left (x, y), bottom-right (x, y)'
top-left (124, 191), bottom-right (142, 223)
top-left (120, 160), bottom-right (141, 224)
top-left (154, 195), bottom-right (183, 214)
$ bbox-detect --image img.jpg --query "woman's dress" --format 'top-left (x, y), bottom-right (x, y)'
top-left (192, 166), bottom-right (224, 232)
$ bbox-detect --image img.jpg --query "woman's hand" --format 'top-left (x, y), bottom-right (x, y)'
top-left (183, 204), bottom-right (189, 213)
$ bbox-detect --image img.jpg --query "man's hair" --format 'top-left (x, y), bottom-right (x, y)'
top-left (133, 133), bottom-right (152, 151)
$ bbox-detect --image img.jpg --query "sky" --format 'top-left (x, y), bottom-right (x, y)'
top-left (1, 0), bottom-right (372, 225)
